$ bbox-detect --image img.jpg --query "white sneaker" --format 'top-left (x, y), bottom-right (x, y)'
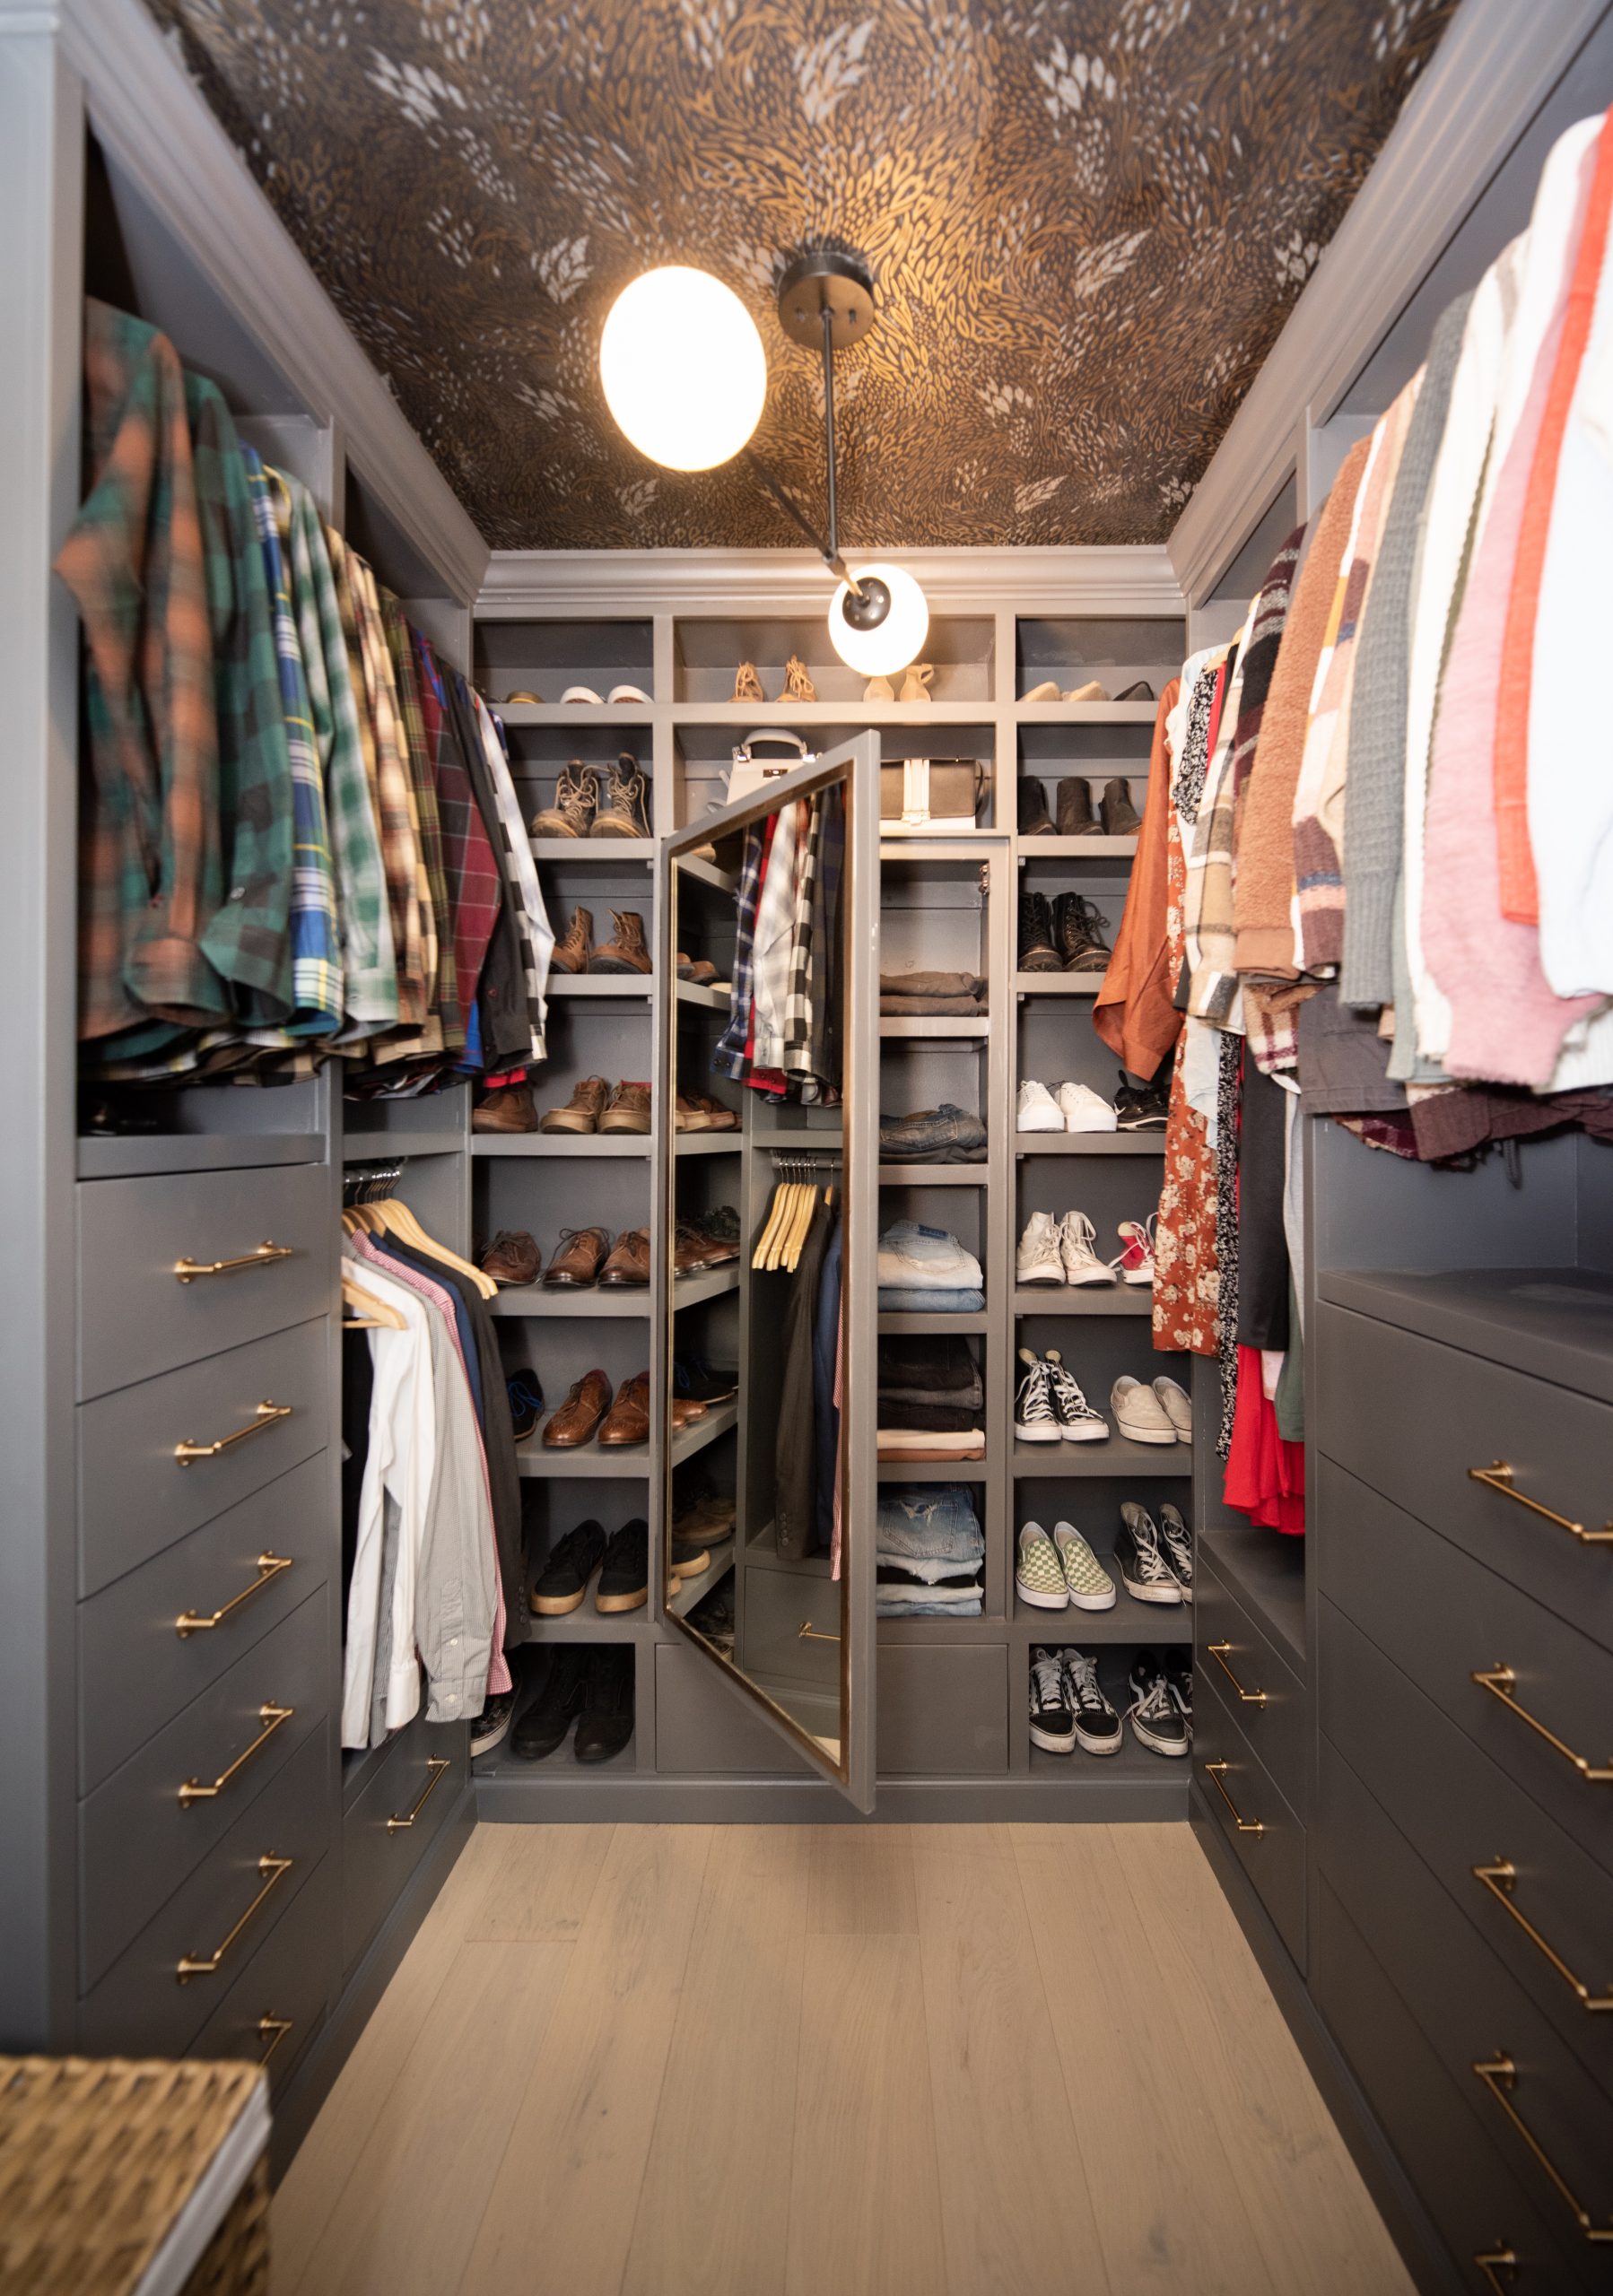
top-left (1059, 1210), bottom-right (1115, 1286)
top-left (1016, 1210), bottom-right (1066, 1286)
top-left (1044, 1349), bottom-right (1110, 1441)
top-left (1152, 1376), bottom-right (1192, 1442)
top-left (1112, 1215), bottom-right (1155, 1285)
top-left (1016, 1078), bottom-right (1065, 1133)
top-left (1014, 1349), bottom-right (1062, 1441)
top-left (1055, 1081), bottom-right (1118, 1133)
top-left (1111, 1374), bottom-right (1178, 1444)
top-left (1052, 1522), bottom-right (1117, 1610)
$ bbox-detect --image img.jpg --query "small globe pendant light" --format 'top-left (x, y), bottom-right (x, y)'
top-left (599, 265), bottom-right (768, 472)
top-left (828, 562), bottom-right (929, 677)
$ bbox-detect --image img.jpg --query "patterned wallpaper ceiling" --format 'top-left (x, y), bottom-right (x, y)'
top-left (144, 0), bottom-right (1458, 552)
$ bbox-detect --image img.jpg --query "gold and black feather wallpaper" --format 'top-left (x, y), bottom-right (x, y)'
top-left (144, 0), bottom-right (1458, 550)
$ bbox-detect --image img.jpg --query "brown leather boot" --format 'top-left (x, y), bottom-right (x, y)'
top-left (550, 908), bottom-right (593, 974)
top-left (473, 1084), bottom-right (537, 1134)
top-left (1056, 777), bottom-right (1096, 836)
top-left (599, 1372), bottom-right (651, 1447)
top-left (589, 753), bottom-right (650, 839)
top-left (543, 1227), bottom-right (610, 1287)
top-left (479, 1230), bottom-right (540, 1285)
top-left (590, 909), bottom-right (652, 975)
top-left (598, 1228), bottom-right (650, 1287)
top-left (599, 1080), bottom-right (651, 1134)
top-left (539, 1075), bottom-right (608, 1134)
top-left (542, 1370), bottom-right (611, 1447)
top-left (1101, 778), bottom-right (1142, 837)
top-left (530, 761), bottom-right (597, 839)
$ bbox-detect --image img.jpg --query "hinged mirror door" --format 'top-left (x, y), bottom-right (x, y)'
top-left (654, 735), bottom-right (878, 1810)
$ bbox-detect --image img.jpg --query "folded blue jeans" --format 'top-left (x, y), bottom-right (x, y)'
top-left (875, 1485), bottom-right (985, 1561)
top-left (878, 1286), bottom-right (985, 1313)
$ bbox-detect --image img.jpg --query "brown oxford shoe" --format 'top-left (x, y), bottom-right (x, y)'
top-left (540, 1075), bottom-right (608, 1134)
top-left (542, 1369), bottom-right (611, 1448)
top-left (479, 1230), bottom-right (540, 1286)
top-left (473, 1084), bottom-right (537, 1134)
top-left (598, 1228), bottom-right (650, 1287)
top-left (599, 1371), bottom-right (651, 1447)
top-left (543, 1227), bottom-right (609, 1287)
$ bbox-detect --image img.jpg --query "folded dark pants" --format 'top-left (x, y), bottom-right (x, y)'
top-left (876, 1336), bottom-right (980, 1393)
top-left (873, 1398), bottom-right (981, 1433)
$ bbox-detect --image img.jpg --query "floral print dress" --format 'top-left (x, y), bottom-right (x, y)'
top-left (1153, 665), bottom-right (1222, 1359)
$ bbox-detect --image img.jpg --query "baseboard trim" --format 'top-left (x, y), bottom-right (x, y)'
top-left (1188, 1787), bottom-right (1464, 2296)
top-left (474, 1769), bottom-right (1190, 1823)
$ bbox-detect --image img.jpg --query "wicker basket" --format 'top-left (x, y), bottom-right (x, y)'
top-left (0, 2056), bottom-right (270, 2295)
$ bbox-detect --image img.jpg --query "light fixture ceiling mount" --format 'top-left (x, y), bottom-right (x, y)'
top-left (775, 247), bottom-right (876, 350)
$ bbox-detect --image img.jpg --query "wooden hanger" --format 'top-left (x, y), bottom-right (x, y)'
top-left (752, 1179), bottom-right (791, 1269)
top-left (372, 1197), bottom-right (497, 1300)
top-left (782, 1182), bottom-right (819, 1272)
top-left (342, 1273), bottom-right (405, 1331)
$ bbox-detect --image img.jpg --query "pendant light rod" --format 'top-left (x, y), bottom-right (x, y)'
top-left (820, 299), bottom-right (846, 583)
top-left (742, 446), bottom-right (862, 598)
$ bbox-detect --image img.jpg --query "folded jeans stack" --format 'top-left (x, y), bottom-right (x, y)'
top-left (876, 1483), bottom-right (984, 1615)
top-left (878, 1103), bottom-right (988, 1163)
top-left (877, 1220), bottom-right (985, 1314)
top-left (877, 1335), bottom-right (983, 1460)
top-left (879, 969), bottom-right (988, 1018)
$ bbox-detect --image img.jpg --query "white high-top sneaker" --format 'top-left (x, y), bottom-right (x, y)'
top-left (1058, 1211), bottom-right (1116, 1286)
top-left (1016, 1211), bottom-right (1066, 1286)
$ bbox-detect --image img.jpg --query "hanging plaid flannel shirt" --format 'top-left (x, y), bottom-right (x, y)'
top-left (382, 591), bottom-right (461, 1052)
top-left (417, 632), bottom-right (501, 1067)
top-left (713, 819), bottom-right (768, 1081)
top-left (781, 794), bottom-right (821, 1079)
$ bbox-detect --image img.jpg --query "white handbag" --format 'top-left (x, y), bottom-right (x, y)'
top-left (726, 728), bottom-right (816, 803)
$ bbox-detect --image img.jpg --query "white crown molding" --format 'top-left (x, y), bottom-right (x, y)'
top-left (477, 544), bottom-right (1183, 619)
top-left (1167, 0), bottom-right (1610, 605)
top-left (56, 0), bottom-right (489, 604)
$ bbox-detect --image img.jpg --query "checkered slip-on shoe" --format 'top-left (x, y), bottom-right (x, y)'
top-left (1052, 1522), bottom-right (1116, 1611)
top-left (1015, 1521), bottom-right (1068, 1610)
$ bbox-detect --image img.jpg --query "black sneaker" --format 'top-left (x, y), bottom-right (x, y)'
top-left (506, 1369), bottom-right (544, 1444)
top-left (511, 1646), bottom-right (589, 1760)
top-left (1028, 1646), bottom-right (1077, 1753)
top-left (1061, 1648), bottom-right (1122, 1755)
top-left (1164, 1649), bottom-right (1193, 1733)
top-left (470, 1687), bottom-right (515, 1760)
top-left (532, 1519), bottom-right (606, 1615)
top-left (575, 1646), bottom-right (635, 1763)
top-left (1115, 1501), bottom-right (1183, 1605)
top-left (1129, 1649), bottom-right (1190, 1757)
top-left (1018, 891), bottom-right (1062, 972)
top-left (1158, 1504), bottom-right (1193, 1603)
top-left (702, 1205), bottom-right (741, 1249)
top-left (596, 1518), bottom-right (649, 1613)
top-left (1113, 1069), bottom-right (1168, 1128)
top-left (675, 1354), bottom-right (738, 1406)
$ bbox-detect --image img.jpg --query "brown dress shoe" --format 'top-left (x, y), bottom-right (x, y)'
top-left (540, 1075), bottom-right (608, 1134)
top-left (473, 1084), bottom-right (537, 1134)
top-left (544, 1227), bottom-right (609, 1287)
top-left (599, 1080), bottom-right (651, 1134)
top-left (479, 1229), bottom-right (540, 1286)
top-left (550, 907), bottom-right (593, 974)
top-left (598, 1228), bottom-right (650, 1287)
top-left (542, 1369), bottom-right (612, 1447)
top-left (599, 1371), bottom-right (651, 1446)
top-left (674, 1219), bottom-right (735, 1273)
top-left (670, 1396), bottom-right (707, 1428)
top-left (590, 754), bottom-right (651, 839)
top-left (676, 952), bottom-right (718, 985)
top-left (589, 909), bottom-right (652, 975)
top-left (530, 761), bottom-right (597, 839)
top-left (684, 1092), bottom-right (737, 1131)
top-left (1056, 777), bottom-right (1096, 836)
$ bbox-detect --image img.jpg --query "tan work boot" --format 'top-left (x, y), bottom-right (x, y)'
top-left (472, 1084), bottom-right (538, 1134)
top-left (530, 761), bottom-right (597, 839)
top-left (550, 907), bottom-right (593, 974)
top-left (599, 1080), bottom-right (651, 1134)
top-left (539, 1075), bottom-right (609, 1134)
top-left (589, 753), bottom-right (650, 839)
top-left (590, 909), bottom-right (652, 975)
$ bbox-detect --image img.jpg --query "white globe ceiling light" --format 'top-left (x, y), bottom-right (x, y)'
top-left (599, 265), bottom-right (767, 472)
top-left (828, 562), bottom-right (929, 677)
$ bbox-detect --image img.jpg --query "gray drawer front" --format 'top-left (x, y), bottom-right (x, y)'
top-left (78, 1161), bottom-right (328, 1401)
top-left (1318, 1459), bottom-right (1613, 1886)
top-left (741, 1564), bottom-right (841, 1691)
top-left (193, 1847), bottom-right (339, 2101)
top-left (79, 1453), bottom-right (331, 1794)
top-left (1318, 1734), bottom-right (1613, 2283)
top-left (80, 1583), bottom-right (329, 1989)
top-left (1321, 1597), bottom-right (1613, 2104)
top-left (653, 1639), bottom-right (816, 1777)
top-left (343, 1712), bottom-right (466, 1975)
top-left (1316, 1304), bottom-right (1613, 1655)
top-left (78, 1318), bottom-right (329, 1597)
top-left (1312, 1874), bottom-right (1592, 2296)
top-left (877, 1644), bottom-right (1007, 1775)
top-left (1197, 1552), bottom-right (1308, 1814)
top-left (1195, 1667), bottom-right (1306, 1970)
top-left (78, 1720), bottom-right (333, 2061)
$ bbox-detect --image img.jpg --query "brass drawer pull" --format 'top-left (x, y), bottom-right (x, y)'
top-left (1472, 2055), bottom-right (1613, 2242)
top-left (174, 1240), bottom-right (294, 1284)
top-left (257, 2014), bottom-right (294, 2064)
top-left (175, 1854), bottom-right (292, 1981)
top-left (175, 1552), bottom-right (292, 1638)
top-left (175, 1401), bottom-right (292, 1467)
top-left (1207, 1641), bottom-right (1267, 1706)
top-left (1474, 2246), bottom-right (1517, 2292)
top-left (1471, 1665), bottom-right (1613, 1784)
top-left (1203, 1759), bottom-right (1264, 1836)
top-left (178, 1703), bottom-right (293, 1806)
top-left (1468, 1460), bottom-right (1613, 1548)
top-left (1472, 1860), bottom-right (1613, 2012)
top-left (388, 1755), bottom-right (451, 1831)
top-left (798, 1620), bottom-right (841, 1643)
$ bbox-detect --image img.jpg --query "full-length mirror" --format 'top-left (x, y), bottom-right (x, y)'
top-left (658, 737), bottom-right (876, 1805)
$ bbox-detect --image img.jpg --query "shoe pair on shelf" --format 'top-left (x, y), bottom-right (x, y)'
top-left (863, 662), bottom-right (934, 702)
top-left (531, 756), bottom-right (650, 839)
top-left (671, 1469), bottom-right (737, 1582)
top-left (1014, 1347), bottom-right (1108, 1442)
top-left (533, 1518), bottom-right (648, 1616)
top-left (501, 683), bottom-right (650, 708)
top-left (676, 952), bottom-right (727, 987)
top-left (734, 656), bottom-right (817, 703)
top-left (550, 908), bottom-right (651, 976)
top-left (1019, 678), bottom-right (1155, 705)
top-left (1112, 1375), bottom-right (1191, 1445)
top-left (1018, 891), bottom-right (1112, 972)
top-left (1017, 779), bottom-right (1141, 839)
top-left (1016, 1209), bottom-right (1154, 1288)
top-left (675, 1212), bottom-right (741, 1272)
top-left (675, 1093), bottom-right (737, 1131)
top-left (1016, 1077), bottom-right (1115, 1134)
top-left (542, 1369), bottom-right (650, 1448)
top-left (1028, 1646), bottom-right (1189, 1758)
top-left (1017, 1504), bottom-right (1193, 1612)
top-left (507, 1644), bottom-right (634, 1765)
top-left (542, 1077), bottom-right (650, 1135)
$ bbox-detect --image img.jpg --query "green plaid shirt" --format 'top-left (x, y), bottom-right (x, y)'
top-left (382, 590), bottom-right (462, 1052)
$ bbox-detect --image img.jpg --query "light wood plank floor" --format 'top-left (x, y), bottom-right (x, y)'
top-left (273, 1822), bottom-right (1415, 2296)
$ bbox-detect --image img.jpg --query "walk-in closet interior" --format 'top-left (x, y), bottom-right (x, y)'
top-left (7, 1), bottom-right (1613, 2289)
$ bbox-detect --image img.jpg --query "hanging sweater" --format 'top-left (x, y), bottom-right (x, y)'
top-left (1338, 292), bottom-right (1471, 1009)
top-left (1093, 679), bottom-right (1182, 1079)
top-left (1232, 441), bottom-right (1370, 979)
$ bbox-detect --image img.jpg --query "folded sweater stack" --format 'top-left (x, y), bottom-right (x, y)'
top-left (879, 968), bottom-right (989, 1017)
top-left (877, 1335), bottom-right (984, 1460)
top-left (876, 1482), bottom-right (984, 1615)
